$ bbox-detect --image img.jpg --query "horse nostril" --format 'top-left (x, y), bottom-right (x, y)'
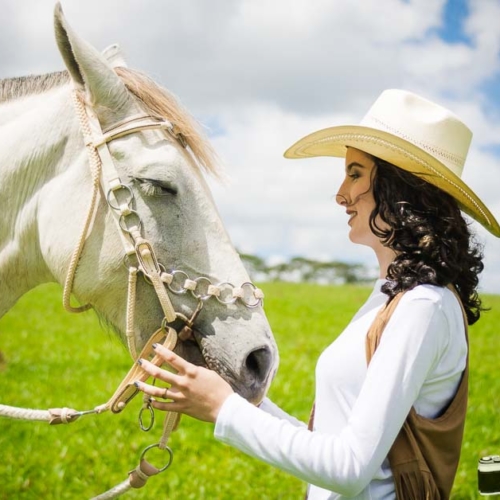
top-left (244, 346), bottom-right (273, 384)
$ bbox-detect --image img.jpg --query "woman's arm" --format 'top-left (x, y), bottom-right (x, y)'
top-left (136, 293), bottom-right (456, 496)
top-left (214, 294), bottom-right (452, 495)
top-left (259, 397), bottom-right (307, 428)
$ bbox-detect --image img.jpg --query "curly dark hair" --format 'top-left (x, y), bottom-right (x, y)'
top-left (369, 157), bottom-right (485, 325)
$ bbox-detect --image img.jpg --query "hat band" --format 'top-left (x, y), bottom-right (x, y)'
top-left (364, 116), bottom-right (466, 174)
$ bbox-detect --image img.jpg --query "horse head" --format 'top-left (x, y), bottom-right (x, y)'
top-left (4, 4), bottom-right (278, 404)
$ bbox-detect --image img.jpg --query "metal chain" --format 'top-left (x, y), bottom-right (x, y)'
top-left (105, 181), bottom-right (264, 309)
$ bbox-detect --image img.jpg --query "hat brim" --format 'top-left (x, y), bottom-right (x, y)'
top-left (284, 124), bottom-right (500, 237)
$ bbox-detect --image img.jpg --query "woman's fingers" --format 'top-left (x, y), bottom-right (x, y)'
top-left (134, 381), bottom-right (179, 401)
top-left (134, 380), bottom-right (186, 413)
top-left (135, 345), bottom-right (233, 423)
top-left (137, 344), bottom-right (197, 384)
top-left (137, 357), bottom-right (179, 385)
top-left (151, 343), bottom-right (193, 374)
top-left (149, 399), bottom-right (183, 413)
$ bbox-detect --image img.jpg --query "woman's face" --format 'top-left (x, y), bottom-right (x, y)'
top-left (336, 148), bottom-right (381, 249)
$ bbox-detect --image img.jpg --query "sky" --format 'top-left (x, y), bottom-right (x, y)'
top-left (1, 0), bottom-right (500, 292)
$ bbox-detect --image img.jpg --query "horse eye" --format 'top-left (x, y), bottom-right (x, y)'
top-left (132, 177), bottom-right (177, 197)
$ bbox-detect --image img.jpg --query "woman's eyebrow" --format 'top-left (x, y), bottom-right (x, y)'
top-left (346, 162), bottom-right (366, 173)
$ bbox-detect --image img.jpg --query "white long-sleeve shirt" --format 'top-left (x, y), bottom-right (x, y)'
top-left (214, 280), bottom-right (467, 499)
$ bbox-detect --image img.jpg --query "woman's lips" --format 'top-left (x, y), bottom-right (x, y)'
top-left (347, 210), bottom-right (357, 225)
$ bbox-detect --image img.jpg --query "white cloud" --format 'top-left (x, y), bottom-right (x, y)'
top-left (401, 14), bottom-right (500, 101)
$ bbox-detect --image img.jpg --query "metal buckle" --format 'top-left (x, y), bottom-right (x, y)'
top-left (106, 183), bottom-right (135, 211)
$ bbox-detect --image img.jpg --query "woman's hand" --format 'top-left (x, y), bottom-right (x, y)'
top-left (134, 343), bottom-right (234, 423)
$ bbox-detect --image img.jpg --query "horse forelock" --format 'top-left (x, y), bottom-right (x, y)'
top-left (1, 68), bottom-right (220, 178)
top-left (115, 67), bottom-right (220, 178)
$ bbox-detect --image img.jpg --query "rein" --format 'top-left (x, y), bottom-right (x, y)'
top-left (0, 89), bottom-right (264, 499)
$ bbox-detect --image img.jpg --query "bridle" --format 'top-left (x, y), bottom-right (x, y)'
top-left (0, 89), bottom-right (265, 499)
top-left (64, 89), bottom-right (264, 358)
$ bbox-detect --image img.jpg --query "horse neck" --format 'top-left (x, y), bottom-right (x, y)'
top-left (0, 85), bottom-right (79, 316)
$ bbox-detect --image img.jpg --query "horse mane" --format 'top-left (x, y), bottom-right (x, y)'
top-left (0, 71), bottom-right (70, 102)
top-left (0, 68), bottom-right (219, 176)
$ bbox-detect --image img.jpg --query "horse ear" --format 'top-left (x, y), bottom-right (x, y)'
top-left (53, 3), bottom-right (135, 119)
top-left (102, 44), bottom-right (129, 68)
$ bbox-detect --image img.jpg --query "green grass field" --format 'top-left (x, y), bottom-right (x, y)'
top-left (0, 282), bottom-right (499, 499)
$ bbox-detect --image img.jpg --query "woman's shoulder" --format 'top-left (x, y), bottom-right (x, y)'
top-left (398, 284), bottom-right (463, 324)
top-left (374, 280), bottom-right (463, 320)
top-left (402, 283), bottom-right (456, 305)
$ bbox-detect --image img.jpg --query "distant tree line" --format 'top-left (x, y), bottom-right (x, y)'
top-left (239, 252), bottom-right (376, 285)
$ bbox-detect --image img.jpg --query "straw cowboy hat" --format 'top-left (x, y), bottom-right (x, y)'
top-left (284, 89), bottom-right (500, 237)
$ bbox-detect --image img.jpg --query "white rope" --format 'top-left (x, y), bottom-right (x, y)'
top-left (0, 404), bottom-right (51, 422)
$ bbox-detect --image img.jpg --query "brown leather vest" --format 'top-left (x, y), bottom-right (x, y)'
top-left (366, 287), bottom-right (469, 500)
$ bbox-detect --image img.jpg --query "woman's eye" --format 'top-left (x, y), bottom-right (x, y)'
top-left (132, 177), bottom-right (177, 197)
top-left (348, 172), bottom-right (360, 180)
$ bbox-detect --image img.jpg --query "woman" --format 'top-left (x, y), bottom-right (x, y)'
top-left (135, 89), bottom-right (500, 499)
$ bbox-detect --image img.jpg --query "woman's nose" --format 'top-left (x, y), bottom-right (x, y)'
top-left (336, 181), bottom-right (349, 206)
top-left (336, 193), bottom-right (347, 206)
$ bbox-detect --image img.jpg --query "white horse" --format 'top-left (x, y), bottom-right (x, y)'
top-left (0, 5), bottom-right (278, 405)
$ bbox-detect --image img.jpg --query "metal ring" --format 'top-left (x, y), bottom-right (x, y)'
top-left (167, 270), bottom-right (190, 295)
top-left (139, 443), bottom-right (173, 473)
top-left (215, 282), bottom-right (237, 305)
top-left (106, 184), bottom-right (135, 211)
top-left (138, 403), bottom-right (155, 432)
top-left (119, 210), bottom-right (142, 234)
top-left (191, 276), bottom-right (213, 301)
top-left (239, 282), bottom-right (262, 308)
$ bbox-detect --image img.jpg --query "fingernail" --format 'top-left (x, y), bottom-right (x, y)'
top-left (152, 343), bottom-right (158, 349)
top-left (133, 381), bottom-right (140, 388)
top-left (137, 359), bottom-right (143, 366)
